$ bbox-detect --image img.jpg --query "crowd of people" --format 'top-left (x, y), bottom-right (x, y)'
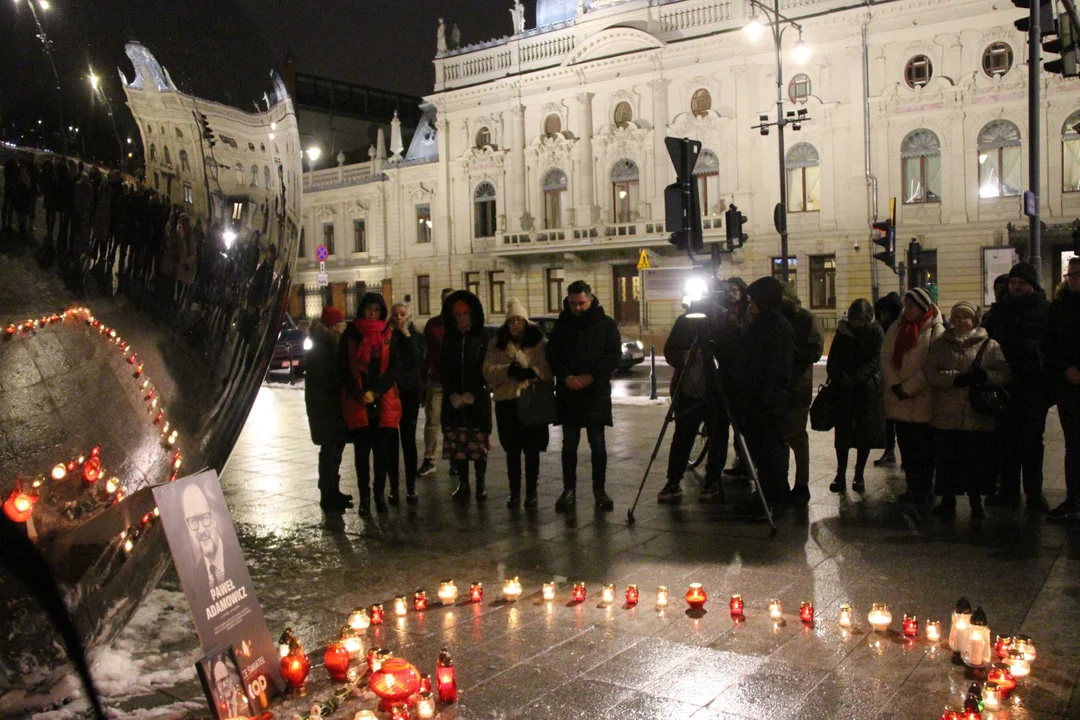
top-left (304, 258), bottom-right (1080, 523)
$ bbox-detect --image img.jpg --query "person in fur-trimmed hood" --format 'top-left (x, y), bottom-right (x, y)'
top-left (483, 299), bottom-right (552, 508)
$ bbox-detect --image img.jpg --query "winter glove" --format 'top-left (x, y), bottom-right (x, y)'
top-left (507, 362), bottom-right (530, 381)
top-left (968, 367), bottom-right (988, 385)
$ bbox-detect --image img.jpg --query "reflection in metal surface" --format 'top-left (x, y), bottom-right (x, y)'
top-left (0, 2), bottom-right (300, 692)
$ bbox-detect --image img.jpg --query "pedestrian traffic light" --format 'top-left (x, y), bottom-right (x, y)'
top-left (724, 205), bottom-right (748, 250)
top-left (199, 113), bottom-right (216, 148)
top-left (1044, 6), bottom-right (1080, 77)
top-left (909, 238), bottom-right (922, 267)
top-left (1014, 0), bottom-right (1054, 37)
top-left (664, 136), bottom-right (703, 254)
top-left (872, 198), bottom-right (897, 272)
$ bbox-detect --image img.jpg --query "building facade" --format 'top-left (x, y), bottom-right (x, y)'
top-left (297, 0), bottom-right (1080, 335)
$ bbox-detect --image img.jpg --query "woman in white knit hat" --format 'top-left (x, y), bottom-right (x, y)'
top-left (483, 299), bottom-right (552, 507)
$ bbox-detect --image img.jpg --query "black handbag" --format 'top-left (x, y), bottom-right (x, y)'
top-left (968, 339), bottom-right (1010, 417)
top-left (809, 381), bottom-right (835, 432)
top-left (516, 381), bottom-right (558, 428)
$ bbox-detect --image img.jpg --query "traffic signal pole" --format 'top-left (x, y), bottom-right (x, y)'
top-left (1029, 0), bottom-right (1043, 283)
top-left (772, 0), bottom-right (791, 284)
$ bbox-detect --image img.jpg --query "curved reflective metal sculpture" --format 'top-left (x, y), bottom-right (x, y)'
top-left (0, 0), bottom-right (300, 692)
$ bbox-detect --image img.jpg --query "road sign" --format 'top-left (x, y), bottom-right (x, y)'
top-left (317, 272), bottom-right (329, 287)
top-left (315, 244), bottom-right (329, 261)
top-left (319, 261), bottom-right (326, 272)
top-left (637, 249), bottom-right (652, 271)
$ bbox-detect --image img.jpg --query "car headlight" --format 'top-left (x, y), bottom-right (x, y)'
top-left (302, 337), bottom-right (313, 351)
top-left (634, 341), bottom-right (644, 350)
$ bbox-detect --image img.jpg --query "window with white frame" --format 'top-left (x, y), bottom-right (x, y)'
top-left (543, 169), bottom-right (569, 229)
top-left (474, 182), bottom-right (497, 237)
top-left (464, 271), bottom-right (480, 297)
top-left (611, 159), bottom-right (639, 224)
top-left (694, 150), bottom-right (720, 217)
top-left (416, 204), bottom-right (432, 243)
top-left (691, 89), bottom-right (711, 117)
top-left (544, 114), bottom-right (562, 136)
top-left (475, 126), bottom-right (491, 148)
top-left (905, 55), bottom-right (933, 88)
top-left (978, 120), bottom-right (1022, 198)
top-left (983, 42), bottom-right (1014, 77)
top-left (1063, 110), bottom-right (1080, 192)
top-left (614, 102), bottom-right (633, 129)
top-left (179, 149), bottom-right (190, 172)
top-left (546, 268), bottom-right (565, 313)
top-left (353, 219), bottom-right (367, 253)
top-left (789, 74), bottom-right (811, 104)
top-left (183, 183), bottom-right (193, 205)
top-left (785, 143), bottom-right (821, 212)
top-left (809, 255), bottom-right (836, 310)
top-left (322, 222), bottom-right (335, 255)
top-left (489, 270), bottom-right (506, 314)
top-left (901, 129), bottom-right (942, 204)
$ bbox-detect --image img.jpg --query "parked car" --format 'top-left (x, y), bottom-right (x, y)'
top-left (529, 316), bottom-right (645, 370)
top-left (268, 313), bottom-right (309, 377)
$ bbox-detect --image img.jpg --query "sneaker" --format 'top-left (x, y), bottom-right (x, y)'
top-left (789, 483), bottom-right (811, 507)
top-left (1047, 501), bottom-right (1080, 521)
top-left (873, 453), bottom-right (896, 467)
top-left (1027, 494), bottom-right (1050, 514)
top-left (657, 483), bottom-right (683, 504)
top-left (985, 493), bottom-right (1021, 508)
top-left (699, 484), bottom-right (725, 504)
top-left (417, 460), bottom-right (436, 477)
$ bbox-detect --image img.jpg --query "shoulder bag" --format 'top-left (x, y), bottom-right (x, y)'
top-left (517, 381), bottom-right (558, 428)
top-left (809, 380), bottom-right (836, 432)
top-left (969, 339), bottom-right (1010, 417)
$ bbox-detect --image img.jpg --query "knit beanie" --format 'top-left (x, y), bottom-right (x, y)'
top-left (746, 277), bottom-right (784, 313)
top-left (950, 301), bottom-right (979, 325)
top-left (505, 298), bottom-right (528, 320)
top-left (320, 306), bottom-right (344, 326)
top-left (1009, 262), bottom-right (1039, 288)
top-left (905, 287), bottom-right (933, 313)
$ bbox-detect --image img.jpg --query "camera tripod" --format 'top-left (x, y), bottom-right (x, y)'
top-left (626, 325), bottom-right (777, 537)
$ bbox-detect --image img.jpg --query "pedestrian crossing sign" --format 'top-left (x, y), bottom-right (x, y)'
top-left (637, 249), bottom-right (651, 270)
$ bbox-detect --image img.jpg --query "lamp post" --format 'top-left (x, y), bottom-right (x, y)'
top-left (745, 0), bottom-right (812, 284)
top-left (305, 146), bottom-right (321, 188)
top-left (89, 67), bottom-right (125, 168)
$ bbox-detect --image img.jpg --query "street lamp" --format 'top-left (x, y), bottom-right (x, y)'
top-left (744, 0), bottom-right (812, 284)
top-left (305, 146), bottom-right (321, 166)
top-left (89, 73), bottom-right (99, 90)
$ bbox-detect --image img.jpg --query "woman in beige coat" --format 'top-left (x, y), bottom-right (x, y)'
top-left (483, 299), bottom-right (552, 508)
top-left (926, 302), bottom-right (1011, 520)
top-left (881, 287), bottom-right (946, 504)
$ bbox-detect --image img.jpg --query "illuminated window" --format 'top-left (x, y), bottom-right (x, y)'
top-left (691, 89), bottom-right (711, 117)
top-left (901, 129), bottom-right (942, 204)
top-left (785, 143), bottom-right (820, 212)
top-left (474, 182), bottom-right (497, 238)
top-left (789, 74), bottom-right (811, 104)
top-left (977, 120), bottom-right (1021, 198)
top-left (611, 159), bottom-right (639, 223)
top-left (614, 102), bottom-right (633, 129)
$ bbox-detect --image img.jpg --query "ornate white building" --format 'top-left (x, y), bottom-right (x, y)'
top-left (297, 0), bottom-right (1080, 335)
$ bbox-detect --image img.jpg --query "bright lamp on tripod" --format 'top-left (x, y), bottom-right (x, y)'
top-left (683, 276), bottom-right (710, 319)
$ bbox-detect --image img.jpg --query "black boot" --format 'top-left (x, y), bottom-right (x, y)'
top-left (357, 485), bottom-right (371, 514)
top-left (334, 475), bottom-right (353, 508)
top-left (475, 468), bottom-right (487, 502)
top-left (593, 486), bottom-right (614, 512)
top-left (932, 494), bottom-right (956, 521)
top-left (829, 473), bottom-right (845, 493)
top-left (555, 487), bottom-right (576, 512)
top-left (452, 461), bottom-right (470, 502)
top-left (524, 475), bottom-right (538, 508)
top-left (851, 473), bottom-right (865, 493)
top-left (388, 476), bottom-right (400, 505)
top-left (506, 473), bottom-right (520, 508)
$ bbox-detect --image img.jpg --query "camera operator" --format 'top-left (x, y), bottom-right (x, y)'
top-left (658, 291), bottom-right (739, 504)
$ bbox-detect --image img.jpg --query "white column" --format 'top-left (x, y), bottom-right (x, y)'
top-left (575, 91), bottom-right (596, 225)
top-left (649, 78), bottom-right (671, 210)
top-left (510, 104), bottom-right (529, 230)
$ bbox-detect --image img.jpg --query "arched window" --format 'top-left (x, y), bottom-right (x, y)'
top-left (250, 165), bottom-right (259, 187)
top-left (694, 149), bottom-right (720, 216)
top-left (475, 126), bottom-right (491, 148)
top-left (146, 123), bottom-right (153, 134)
top-left (149, 144), bottom-right (157, 162)
top-left (691, 89), bottom-right (711, 117)
top-left (175, 127), bottom-right (183, 139)
top-left (235, 163), bottom-right (245, 186)
top-left (264, 165), bottom-right (272, 189)
top-left (614, 102), bottom-right (633, 129)
top-left (983, 42), bottom-right (1014, 77)
top-left (611, 159), bottom-right (639, 223)
top-left (789, 74), bottom-right (811, 104)
top-left (179, 149), bottom-right (190, 172)
top-left (785, 142), bottom-right (821, 212)
top-left (543, 169), bottom-right (568, 229)
top-left (474, 181), bottom-right (497, 237)
top-left (905, 55), bottom-right (933, 88)
top-left (978, 120), bottom-right (1022, 198)
top-left (163, 146), bottom-right (172, 167)
top-left (544, 114), bottom-right (562, 136)
top-left (1063, 111), bottom-right (1080, 192)
top-left (901, 129), bottom-right (942, 204)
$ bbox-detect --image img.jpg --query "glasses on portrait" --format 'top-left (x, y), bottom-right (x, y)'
top-left (185, 512), bottom-right (212, 531)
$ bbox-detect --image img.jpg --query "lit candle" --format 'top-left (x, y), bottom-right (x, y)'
top-left (982, 684), bottom-right (1001, 710)
top-left (995, 635), bottom-right (1013, 659)
top-left (949, 597), bottom-right (973, 654)
top-left (1013, 634), bottom-right (1036, 663)
top-left (414, 590), bottom-right (428, 611)
top-left (768, 599), bottom-right (783, 621)
top-left (420, 674), bottom-right (432, 694)
top-left (417, 690), bottom-right (436, 718)
top-left (656, 586), bottom-right (669, 609)
top-left (1006, 648), bottom-right (1030, 680)
top-left (436, 648), bottom-right (458, 703)
top-left (572, 582), bottom-right (587, 603)
top-left (903, 614), bottom-right (918, 638)
top-left (988, 662), bottom-right (1017, 697)
top-left (390, 704), bottom-right (409, 720)
top-left (625, 585), bottom-right (639, 606)
top-left (926, 619), bottom-right (942, 644)
top-left (838, 604), bottom-right (854, 629)
top-left (367, 647), bottom-right (390, 673)
top-left (323, 641), bottom-right (351, 682)
top-left (502, 577), bottom-right (522, 602)
top-left (685, 583), bottom-right (707, 611)
top-left (868, 603), bottom-right (892, 632)
top-left (962, 606), bottom-right (992, 668)
top-left (394, 596), bottom-right (408, 617)
top-left (348, 607), bottom-right (371, 632)
top-left (470, 582), bottom-right (483, 603)
top-left (370, 603), bottom-right (384, 625)
top-left (438, 580), bottom-right (459, 605)
top-left (542, 582), bottom-right (557, 602)
top-left (800, 601), bottom-right (814, 624)
top-left (729, 594), bottom-right (744, 617)
top-left (340, 626), bottom-right (362, 658)
top-left (601, 584), bottom-right (616, 606)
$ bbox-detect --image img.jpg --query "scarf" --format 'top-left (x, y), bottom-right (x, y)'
top-left (354, 319), bottom-right (386, 366)
top-left (891, 308), bottom-right (933, 371)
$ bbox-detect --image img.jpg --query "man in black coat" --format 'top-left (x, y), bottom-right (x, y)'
top-left (983, 262), bottom-right (1051, 513)
top-left (1045, 256), bottom-right (1080, 521)
top-left (730, 277), bottom-right (795, 517)
top-left (781, 283), bottom-right (825, 505)
top-left (546, 280), bottom-right (621, 512)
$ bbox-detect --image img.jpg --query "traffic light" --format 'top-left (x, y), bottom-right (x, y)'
top-left (1045, 7), bottom-right (1080, 76)
top-left (724, 204), bottom-right (748, 251)
top-left (909, 238), bottom-right (922, 267)
top-left (1014, 0), bottom-right (1054, 37)
top-left (664, 137), bottom-right (703, 254)
top-left (872, 198), bottom-right (897, 272)
top-left (199, 113), bottom-right (216, 148)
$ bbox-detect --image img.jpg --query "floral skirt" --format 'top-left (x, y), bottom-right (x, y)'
top-left (443, 428), bottom-right (489, 461)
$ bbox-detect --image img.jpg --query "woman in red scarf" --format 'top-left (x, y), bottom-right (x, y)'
top-left (341, 292), bottom-right (414, 512)
top-left (880, 287), bottom-right (945, 505)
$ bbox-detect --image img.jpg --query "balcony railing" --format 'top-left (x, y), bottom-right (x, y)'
top-left (499, 220), bottom-right (668, 249)
top-left (303, 162), bottom-right (376, 192)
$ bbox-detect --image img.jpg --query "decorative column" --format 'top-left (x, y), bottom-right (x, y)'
top-left (575, 91), bottom-right (596, 225)
top-left (437, 117), bottom-right (454, 260)
top-left (510, 103), bottom-right (529, 231)
top-left (649, 78), bottom-right (671, 213)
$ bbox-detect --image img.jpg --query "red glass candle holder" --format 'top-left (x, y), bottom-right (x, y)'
top-left (82, 457), bottom-right (102, 483)
top-left (367, 647), bottom-right (391, 674)
top-left (729, 594), bottom-right (744, 617)
top-left (903, 614), bottom-right (919, 637)
top-left (280, 643), bottom-right (311, 695)
top-left (470, 582), bottom-right (483, 603)
top-left (995, 635), bottom-right (1013, 659)
top-left (414, 589), bottom-right (428, 611)
top-left (987, 662), bottom-right (1017, 697)
top-left (3, 485), bottom-right (35, 523)
top-left (800, 601), bottom-right (814, 624)
top-left (625, 585), bottom-right (639, 606)
top-left (370, 657), bottom-right (421, 712)
top-left (572, 582), bottom-right (587, 603)
top-left (323, 641), bottom-right (350, 682)
top-left (436, 648), bottom-right (458, 703)
top-left (420, 673), bottom-right (432, 694)
top-left (685, 583), bottom-right (707, 611)
top-left (370, 603), bottom-right (385, 625)
top-left (390, 704), bottom-right (409, 720)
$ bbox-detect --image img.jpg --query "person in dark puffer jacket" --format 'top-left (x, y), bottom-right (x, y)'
top-left (1044, 256), bottom-right (1080, 521)
top-left (305, 307), bottom-right (353, 513)
top-left (780, 282), bottom-right (824, 505)
top-left (387, 302), bottom-right (425, 506)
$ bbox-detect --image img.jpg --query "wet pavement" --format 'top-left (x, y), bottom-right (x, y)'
top-left (86, 383), bottom-right (1078, 720)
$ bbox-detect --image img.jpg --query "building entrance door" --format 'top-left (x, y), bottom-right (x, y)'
top-left (612, 265), bottom-right (640, 326)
